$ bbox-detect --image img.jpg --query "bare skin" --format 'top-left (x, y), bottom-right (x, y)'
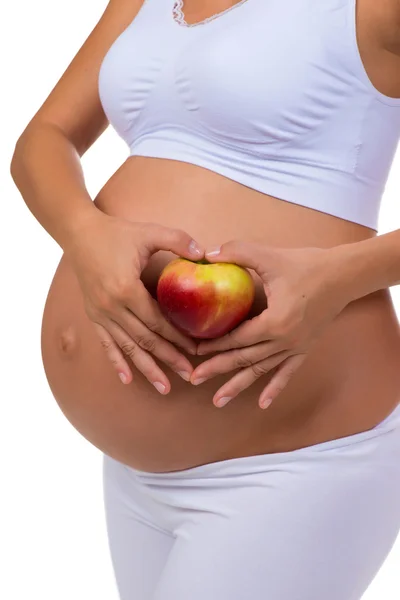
top-left (39, 0), bottom-right (400, 472)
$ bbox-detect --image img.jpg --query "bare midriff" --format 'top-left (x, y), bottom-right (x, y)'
top-left (40, 156), bottom-right (400, 472)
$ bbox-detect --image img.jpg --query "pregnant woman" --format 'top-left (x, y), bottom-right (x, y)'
top-left (10, 0), bottom-right (400, 598)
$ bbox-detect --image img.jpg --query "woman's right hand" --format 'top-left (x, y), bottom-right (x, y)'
top-left (64, 212), bottom-right (204, 394)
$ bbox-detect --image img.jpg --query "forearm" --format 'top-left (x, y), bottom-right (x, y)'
top-left (327, 230), bottom-right (400, 303)
top-left (10, 123), bottom-right (104, 251)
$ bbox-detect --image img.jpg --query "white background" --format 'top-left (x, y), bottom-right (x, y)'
top-left (1, 1), bottom-right (400, 598)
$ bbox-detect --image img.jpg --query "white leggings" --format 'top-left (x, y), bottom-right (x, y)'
top-left (103, 403), bottom-right (400, 600)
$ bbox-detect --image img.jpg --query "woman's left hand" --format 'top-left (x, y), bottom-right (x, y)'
top-left (190, 241), bottom-right (352, 409)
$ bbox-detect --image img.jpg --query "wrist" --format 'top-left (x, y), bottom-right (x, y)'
top-left (61, 202), bottom-right (106, 252)
top-left (322, 244), bottom-right (361, 306)
top-left (324, 233), bottom-right (400, 305)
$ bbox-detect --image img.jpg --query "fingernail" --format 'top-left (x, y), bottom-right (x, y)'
top-left (119, 372), bottom-right (128, 384)
top-left (192, 377), bottom-right (207, 386)
top-left (178, 371), bottom-right (191, 382)
top-left (153, 381), bottom-right (167, 394)
top-left (215, 396), bottom-right (232, 408)
top-left (206, 246), bottom-right (221, 257)
top-left (260, 397), bottom-right (273, 409)
top-left (189, 240), bottom-right (202, 256)
top-left (196, 348), bottom-right (208, 356)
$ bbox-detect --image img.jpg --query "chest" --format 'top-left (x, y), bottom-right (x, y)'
top-left (99, 0), bottom-right (351, 141)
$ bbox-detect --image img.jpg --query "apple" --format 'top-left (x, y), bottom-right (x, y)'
top-left (156, 258), bottom-right (255, 339)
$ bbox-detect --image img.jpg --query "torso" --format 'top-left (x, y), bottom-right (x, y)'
top-left (40, 0), bottom-right (400, 472)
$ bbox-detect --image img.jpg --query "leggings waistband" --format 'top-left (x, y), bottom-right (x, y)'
top-left (132, 401), bottom-right (400, 481)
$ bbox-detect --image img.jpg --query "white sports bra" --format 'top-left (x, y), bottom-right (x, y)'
top-left (98, 0), bottom-right (400, 231)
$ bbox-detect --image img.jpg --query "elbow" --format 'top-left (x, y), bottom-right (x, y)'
top-left (10, 124), bottom-right (45, 184)
top-left (10, 132), bottom-right (30, 183)
top-left (10, 140), bottom-right (22, 184)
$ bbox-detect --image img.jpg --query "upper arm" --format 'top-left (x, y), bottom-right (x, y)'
top-left (20, 0), bottom-right (145, 156)
top-left (378, 0), bottom-right (400, 56)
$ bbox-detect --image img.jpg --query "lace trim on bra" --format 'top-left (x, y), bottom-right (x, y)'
top-left (172, 0), bottom-right (250, 28)
top-left (172, 0), bottom-right (186, 25)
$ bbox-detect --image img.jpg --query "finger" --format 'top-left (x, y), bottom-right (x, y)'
top-left (145, 224), bottom-right (205, 261)
top-left (205, 240), bottom-right (266, 273)
top-left (93, 322), bottom-right (133, 385)
top-left (212, 350), bottom-right (291, 407)
top-left (106, 319), bottom-right (172, 394)
top-left (190, 340), bottom-right (282, 384)
top-left (259, 354), bottom-right (307, 409)
top-left (119, 306), bottom-right (194, 381)
top-left (197, 311), bottom-right (276, 355)
top-left (129, 284), bottom-right (198, 355)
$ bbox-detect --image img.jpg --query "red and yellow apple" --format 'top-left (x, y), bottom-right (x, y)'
top-left (156, 258), bottom-right (255, 339)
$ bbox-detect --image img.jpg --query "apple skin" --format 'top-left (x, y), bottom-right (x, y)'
top-left (156, 258), bottom-right (255, 339)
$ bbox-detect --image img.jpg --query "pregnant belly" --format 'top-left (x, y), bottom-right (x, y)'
top-left (40, 157), bottom-right (400, 472)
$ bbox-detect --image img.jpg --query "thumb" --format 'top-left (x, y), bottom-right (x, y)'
top-left (205, 240), bottom-right (265, 273)
top-left (145, 224), bottom-right (205, 261)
